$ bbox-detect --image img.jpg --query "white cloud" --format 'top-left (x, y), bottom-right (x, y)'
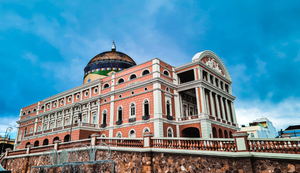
top-left (236, 97), bottom-right (300, 132)
top-left (0, 117), bottom-right (18, 139)
top-left (22, 52), bottom-right (38, 64)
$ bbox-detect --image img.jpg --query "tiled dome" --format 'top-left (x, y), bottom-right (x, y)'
top-left (83, 42), bottom-right (136, 84)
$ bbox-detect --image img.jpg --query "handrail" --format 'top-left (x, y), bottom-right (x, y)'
top-left (152, 137), bottom-right (234, 141)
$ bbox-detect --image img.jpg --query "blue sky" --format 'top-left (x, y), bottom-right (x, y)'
top-left (1, 0), bottom-right (300, 137)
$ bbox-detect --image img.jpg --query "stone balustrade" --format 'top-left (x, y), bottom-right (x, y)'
top-left (6, 131), bottom-right (300, 159)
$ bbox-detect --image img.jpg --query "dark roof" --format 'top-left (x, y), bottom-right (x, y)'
top-left (285, 125), bottom-right (300, 131)
top-left (87, 50), bottom-right (136, 65)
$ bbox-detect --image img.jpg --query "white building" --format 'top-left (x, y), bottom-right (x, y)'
top-left (241, 118), bottom-right (277, 138)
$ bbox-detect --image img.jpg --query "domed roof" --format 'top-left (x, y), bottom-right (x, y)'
top-left (83, 42), bottom-right (136, 84)
top-left (87, 50), bottom-right (136, 66)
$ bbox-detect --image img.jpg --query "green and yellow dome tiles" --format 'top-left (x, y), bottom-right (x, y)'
top-left (83, 42), bottom-right (136, 84)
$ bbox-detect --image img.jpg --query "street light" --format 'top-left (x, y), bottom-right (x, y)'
top-left (1, 127), bottom-right (13, 154)
top-left (69, 103), bottom-right (82, 142)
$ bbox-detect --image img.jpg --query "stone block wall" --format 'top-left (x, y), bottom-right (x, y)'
top-left (2, 150), bottom-right (300, 173)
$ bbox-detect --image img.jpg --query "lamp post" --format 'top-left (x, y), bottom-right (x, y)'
top-left (69, 103), bottom-right (82, 142)
top-left (1, 127), bottom-right (13, 154)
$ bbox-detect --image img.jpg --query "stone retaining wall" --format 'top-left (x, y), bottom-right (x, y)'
top-left (2, 150), bottom-right (300, 173)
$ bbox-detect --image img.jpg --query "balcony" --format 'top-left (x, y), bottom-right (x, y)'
top-left (116, 120), bottom-right (123, 125)
top-left (129, 117), bottom-right (136, 123)
top-left (142, 115), bottom-right (150, 120)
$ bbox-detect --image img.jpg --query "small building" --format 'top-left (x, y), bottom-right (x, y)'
top-left (0, 136), bottom-right (14, 154)
top-left (241, 117), bottom-right (277, 138)
top-left (278, 125), bottom-right (300, 138)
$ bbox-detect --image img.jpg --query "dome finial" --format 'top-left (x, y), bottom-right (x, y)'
top-left (111, 40), bottom-right (116, 51)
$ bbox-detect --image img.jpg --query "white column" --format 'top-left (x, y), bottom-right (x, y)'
top-left (201, 120), bottom-right (212, 138)
top-left (34, 118), bottom-right (38, 132)
top-left (64, 97), bottom-right (66, 106)
top-left (193, 68), bottom-right (197, 80)
top-left (111, 73), bottom-right (115, 91)
top-left (176, 125), bottom-right (180, 137)
top-left (62, 110), bottom-right (65, 126)
top-left (231, 101), bottom-right (237, 124)
top-left (174, 90), bottom-right (181, 118)
top-left (54, 113), bottom-right (57, 127)
top-left (109, 95), bottom-right (114, 137)
top-left (47, 116), bottom-right (50, 129)
top-left (153, 83), bottom-right (163, 137)
top-left (153, 83), bottom-right (162, 118)
top-left (225, 99), bottom-right (232, 122)
top-left (200, 87), bottom-right (207, 114)
top-left (195, 87), bottom-right (201, 115)
top-left (89, 88), bottom-right (92, 98)
top-left (97, 99), bottom-right (100, 124)
top-left (209, 91), bottom-right (215, 117)
top-left (152, 59), bottom-right (160, 78)
top-left (220, 97), bottom-right (226, 121)
top-left (87, 103), bottom-right (91, 123)
top-left (215, 94), bottom-right (221, 119)
top-left (42, 116), bottom-right (44, 130)
top-left (197, 67), bottom-right (201, 80)
top-left (72, 94), bottom-right (75, 103)
top-left (172, 67), bottom-right (177, 85)
top-left (37, 102), bottom-right (40, 115)
top-left (205, 90), bottom-right (210, 115)
top-left (80, 90), bottom-right (83, 100)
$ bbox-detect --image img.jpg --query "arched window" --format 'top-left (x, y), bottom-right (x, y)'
top-left (64, 135), bottom-right (70, 142)
top-left (118, 106), bottom-right (123, 121)
top-left (142, 69), bottom-right (150, 76)
top-left (18, 130), bottom-right (22, 141)
top-left (23, 112), bottom-right (26, 116)
top-left (117, 78), bottom-right (124, 84)
top-left (219, 129), bottom-right (223, 138)
top-left (58, 121), bottom-right (62, 127)
top-left (34, 140), bottom-right (39, 147)
top-left (33, 108), bottom-right (36, 112)
top-left (143, 127), bottom-right (150, 135)
top-left (44, 125), bottom-right (48, 130)
top-left (25, 142), bottom-right (31, 148)
top-left (129, 74), bottom-right (137, 80)
top-left (43, 139), bottom-right (49, 146)
top-left (103, 83), bottom-right (110, 89)
top-left (130, 103), bottom-right (136, 116)
top-left (224, 130), bottom-right (228, 138)
top-left (116, 131), bottom-right (122, 138)
top-left (53, 137), bottom-right (59, 144)
top-left (163, 70), bottom-right (169, 76)
top-left (166, 100), bottom-right (171, 116)
top-left (83, 116), bottom-right (87, 123)
top-left (65, 119), bottom-right (69, 125)
top-left (51, 123), bottom-right (54, 129)
top-left (38, 126), bottom-right (41, 132)
top-left (167, 127), bottom-right (173, 137)
top-left (212, 127), bottom-right (217, 138)
top-left (28, 110), bottom-right (31, 114)
top-left (29, 128), bottom-right (33, 134)
top-left (24, 128), bottom-right (27, 135)
top-left (101, 134), bottom-right (106, 138)
top-left (144, 99), bottom-right (149, 116)
top-left (92, 115), bottom-right (96, 124)
top-left (129, 129), bottom-right (136, 138)
top-left (102, 110), bottom-right (107, 124)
